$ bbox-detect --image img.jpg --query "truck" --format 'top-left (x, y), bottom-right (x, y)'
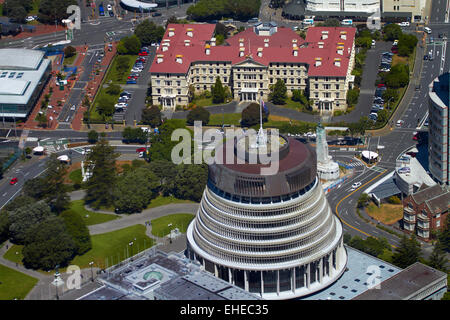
top-left (99, 3), bottom-right (105, 16)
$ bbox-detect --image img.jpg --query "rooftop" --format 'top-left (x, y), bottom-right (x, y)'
top-left (0, 49), bottom-right (45, 70)
top-left (396, 156), bottom-right (436, 191)
top-left (353, 262), bottom-right (447, 300)
top-left (410, 183), bottom-right (447, 206)
top-left (429, 72), bottom-right (449, 109)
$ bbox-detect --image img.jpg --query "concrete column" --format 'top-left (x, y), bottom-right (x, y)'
top-left (214, 264), bottom-right (218, 277)
top-left (329, 253), bottom-right (333, 276)
top-left (319, 258), bottom-right (323, 284)
top-left (260, 271), bottom-right (264, 297)
top-left (276, 270), bottom-right (280, 296)
top-left (228, 268), bottom-right (233, 284)
top-left (292, 267), bottom-right (296, 293)
top-left (244, 270), bottom-right (249, 292)
top-left (306, 263), bottom-right (310, 288)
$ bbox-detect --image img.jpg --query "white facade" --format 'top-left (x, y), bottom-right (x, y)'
top-left (306, 0), bottom-right (380, 12)
top-left (316, 124), bottom-right (340, 181)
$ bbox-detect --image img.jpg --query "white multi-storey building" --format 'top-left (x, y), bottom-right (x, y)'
top-left (149, 23), bottom-right (356, 114)
top-left (306, 0), bottom-right (380, 12)
top-left (428, 73), bottom-right (449, 186)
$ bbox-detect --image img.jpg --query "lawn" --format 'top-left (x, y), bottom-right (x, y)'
top-left (147, 196), bottom-right (195, 210)
top-left (3, 244), bottom-right (24, 265)
top-left (151, 214), bottom-right (195, 238)
top-left (68, 200), bottom-right (120, 226)
top-left (71, 224), bottom-right (154, 269)
top-left (0, 264), bottom-right (38, 300)
top-left (63, 53), bottom-right (78, 66)
top-left (208, 113), bottom-right (241, 126)
top-left (366, 203), bottom-right (403, 225)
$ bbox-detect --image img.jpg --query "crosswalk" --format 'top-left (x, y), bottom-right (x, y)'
top-left (338, 161), bottom-right (365, 168)
top-left (45, 144), bottom-right (68, 154)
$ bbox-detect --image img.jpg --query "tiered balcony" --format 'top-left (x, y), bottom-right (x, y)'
top-left (403, 213), bottom-right (416, 223)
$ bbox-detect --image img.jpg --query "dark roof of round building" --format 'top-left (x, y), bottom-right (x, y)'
top-left (208, 137), bottom-right (317, 198)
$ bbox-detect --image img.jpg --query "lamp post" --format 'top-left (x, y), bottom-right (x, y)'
top-left (128, 241), bottom-right (134, 259)
top-left (89, 261), bottom-right (94, 282)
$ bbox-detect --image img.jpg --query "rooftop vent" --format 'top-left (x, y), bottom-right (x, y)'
top-left (168, 28), bottom-right (175, 37)
top-left (205, 44), bottom-right (211, 55)
top-left (239, 47), bottom-right (245, 57)
top-left (315, 57), bottom-right (322, 67)
top-left (156, 54), bottom-right (164, 63)
top-left (257, 47), bottom-right (263, 57)
top-left (175, 54), bottom-right (183, 64)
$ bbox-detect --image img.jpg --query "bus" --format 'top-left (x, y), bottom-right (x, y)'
top-left (341, 19), bottom-right (353, 26)
top-left (99, 3), bottom-right (105, 16)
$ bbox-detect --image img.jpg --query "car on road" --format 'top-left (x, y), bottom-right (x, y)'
top-left (424, 119), bottom-right (429, 126)
top-left (109, 10), bottom-right (114, 17)
top-left (398, 21), bottom-right (410, 27)
top-left (136, 147), bottom-right (146, 153)
top-left (120, 91), bottom-right (132, 97)
top-left (138, 152), bottom-right (145, 158)
top-left (10, 177), bottom-right (18, 185)
top-left (107, 4), bottom-right (112, 10)
top-left (396, 120), bottom-right (404, 127)
top-left (26, 16), bottom-right (35, 22)
top-left (352, 182), bottom-right (362, 189)
top-left (424, 27), bottom-right (432, 34)
top-left (70, 105), bottom-right (76, 111)
top-left (152, 12), bottom-right (162, 17)
top-left (371, 39), bottom-right (376, 47)
top-left (423, 54), bottom-right (430, 60)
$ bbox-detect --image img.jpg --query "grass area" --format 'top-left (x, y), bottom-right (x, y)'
top-left (146, 195), bottom-right (195, 210)
top-left (151, 214), bottom-right (195, 238)
top-left (366, 203), bottom-right (403, 225)
top-left (68, 200), bottom-right (120, 226)
top-left (63, 53), bottom-right (78, 66)
top-left (0, 264), bottom-right (38, 300)
top-left (71, 224), bottom-right (154, 269)
top-left (69, 169), bottom-right (82, 184)
top-left (3, 244), bottom-right (24, 265)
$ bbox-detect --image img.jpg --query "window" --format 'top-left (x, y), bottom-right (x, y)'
top-left (335, 93), bottom-right (340, 98)
top-left (209, 69), bottom-right (213, 74)
top-left (436, 220), bottom-right (440, 227)
top-left (336, 84), bottom-right (340, 90)
top-left (157, 88), bottom-right (161, 94)
top-left (177, 81), bottom-right (181, 86)
top-left (156, 80), bottom-right (160, 85)
top-left (177, 89), bottom-right (181, 94)
top-left (315, 84), bottom-right (318, 89)
top-left (224, 77), bottom-right (227, 82)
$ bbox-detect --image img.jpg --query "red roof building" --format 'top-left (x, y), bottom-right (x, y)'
top-left (149, 22), bottom-right (356, 113)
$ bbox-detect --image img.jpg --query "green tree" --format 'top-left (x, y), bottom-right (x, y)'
top-left (96, 95), bottom-right (115, 120)
top-left (382, 88), bottom-right (399, 105)
top-left (149, 119), bottom-right (190, 162)
top-left (60, 210), bottom-right (91, 255)
top-left (36, 112), bottom-right (48, 128)
top-left (269, 79), bottom-right (287, 105)
top-left (383, 23), bottom-right (402, 41)
top-left (87, 130), bottom-right (99, 144)
top-left (8, 201), bottom-right (54, 244)
top-left (212, 76), bottom-right (225, 104)
top-left (38, 0), bottom-right (77, 25)
top-left (357, 193), bottom-right (370, 208)
top-left (241, 102), bottom-right (268, 127)
top-left (141, 105), bottom-right (162, 127)
top-left (392, 234), bottom-right (422, 269)
top-left (346, 88), bottom-right (360, 106)
top-left (375, 109), bottom-right (390, 126)
top-left (105, 83), bottom-right (121, 96)
top-left (43, 154), bottom-right (70, 213)
top-left (438, 216), bottom-right (450, 252)
top-left (22, 216), bottom-right (76, 270)
top-left (426, 242), bottom-right (448, 272)
top-left (23, 177), bottom-right (47, 200)
top-left (84, 138), bottom-right (119, 209)
top-left (64, 46), bottom-right (76, 58)
top-left (187, 106), bottom-right (211, 126)
top-left (134, 20), bottom-right (165, 46)
top-left (122, 127), bottom-right (148, 144)
top-left (113, 167), bottom-right (160, 213)
top-left (355, 37), bottom-right (372, 49)
top-left (173, 164), bottom-right (208, 202)
top-left (117, 35), bottom-right (142, 55)
top-left (146, 160), bottom-right (178, 196)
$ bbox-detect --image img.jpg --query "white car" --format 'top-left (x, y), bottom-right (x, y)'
top-left (70, 104), bottom-right (76, 111)
top-left (396, 120), bottom-right (404, 127)
top-left (138, 152), bottom-right (144, 158)
top-left (424, 27), bottom-right (432, 34)
top-left (393, 40), bottom-right (399, 46)
top-left (26, 16), bottom-right (35, 22)
top-left (107, 4), bottom-right (113, 11)
top-left (371, 39), bottom-right (376, 47)
top-left (115, 103), bottom-right (128, 108)
top-left (398, 22), bottom-right (410, 27)
top-left (352, 182), bottom-right (362, 189)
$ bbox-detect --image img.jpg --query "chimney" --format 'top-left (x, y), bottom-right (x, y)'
top-left (321, 31), bottom-right (329, 40)
top-left (175, 54), bottom-right (183, 64)
top-left (264, 38), bottom-right (269, 47)
top-left (293, 48), bottom-right (298, 56)
top-left (186, 28), bottom-right (193, 37)
top-left (210, 37), bottom-right (216, 46)
top-left (156, 54), bottom-right (164, 63)
top-left (168, 28), bottom-right (175, 37)
top-left (340, 31), bottom-right (347, 40)
top-left (315, 57), bottom-right (322, 67)
top-left (334, 58), bottom-right (341, 67)
top-left (205, 44), bottom-right (211, 55)
top-left (239, 47), bottom-right (245, 57)
top-left (257, 47), bottom-right (263, 57)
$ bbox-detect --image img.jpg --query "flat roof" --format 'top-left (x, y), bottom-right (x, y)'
top-left (0, 49), bottom-right (45, 70)
top-left (120, 0), bottom-right (157, 9)
top-left (370, 176), bottom-right (402, 200)
top-left (353, 262), bottom-right (447, 300)
top-left (396, 156), bottom-right (436, 188)
top-left (0, 79), bottom-right (30, 95)
top-left (303, 246), bottom-right (402, 300)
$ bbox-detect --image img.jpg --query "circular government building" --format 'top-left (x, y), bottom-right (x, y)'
top-left (186, 131), bottom-right (347, 299)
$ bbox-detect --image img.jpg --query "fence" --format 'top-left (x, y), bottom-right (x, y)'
top-left (1, 147), bottom-right (20, 171)
top-left (324, 176), bottom-right (349, 194)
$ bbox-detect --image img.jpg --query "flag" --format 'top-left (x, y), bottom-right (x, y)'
top-left (261, 98), bottom-right (268, 114)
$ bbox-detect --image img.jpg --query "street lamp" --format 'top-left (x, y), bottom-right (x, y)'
top-left (128, 241), bottom-right (134, 259)
top-left (89, 261), bottom-right (94, 282)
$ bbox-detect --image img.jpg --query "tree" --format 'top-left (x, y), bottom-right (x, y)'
top-left (355, 37), bottom-right (372, 49)
top-left (383, 23), bottom-right (402, 41)
top-left (392, 234), bottom-right (422, 269)
top-left (382, 88), bottom-right (399, 105)
top-left (241, 102), bottom-right (268, 127)
top-left (269, 79), bottom-right (287, 105)
top-left (438, 216), bottom-right (450, 252)
top-left (0, 159), bottom-right (4, 180)
top-left (187, 106), bottom-right (211, 126)
top-left (0, 211), bottom-right (10, 244)
top-left (426, 242), bottom-right (448, 272)
top-left (173, 164), bottom-right (208, 202)
top-left (134, 20), bottom-right (165, 46)
top-left (36, 112), bottom-right (48, 128)
top-left (117, 35), bottom-right (141, 55)
top-left (60, 210), bottom-right (92, 255)
top-left (113, 167), bottom-right (160, 213)
top-left (141, 105), bottom-right (162, 127)
top-left (8, 201), bottom-right (54, 244)
top-left (375, 109), bottom-right (390, 126)
top-left (346, 88), bottom-right (360, 107)
top-left (122, 127), bottom-right (148, 144)
top-left (23, 177), bottom-right (47, 200)
top-left (146, 160), bottom-right (178, 195)
top-left (212, 76), bottom-right (225, 104)
top-left (105, 83), bottom-right (121, 96)
top-left (22, 216), bottom-right (76, 270)
top-left (42, 154), bottom-right (70, 213)
top-left (87, 130), bottom-right (99, 144)
top-left (38, 0), bottom-right (77, 25)
top-left (96, 95), bottom-right (115, 120)
top-left (165, 15), bottom-right (179, 27)
top-left (64, 46), bottom-right (76, 58)
top-left (149, 119), bottom-right (191, 162)
top-left (357, 193), bottom-right (370, 208)
top-left (321, 18), bottom-right (340, 27)
top-left (84, 138), bottom-right (119, 209)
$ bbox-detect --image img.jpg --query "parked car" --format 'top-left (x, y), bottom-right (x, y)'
top-left (397, 167), bottom-right (411, 174)
top-left (138, 51), bottom-right (148, 56)
top-left (391, 47), bottom-right (398, 54)
top-left (377, 83), bottom-right (386, 88)
top-left (352, 182), bottom-right (362, 189)
top-left (10, 177), bottom-right (18, 185)
top-left (398, 21), bottom-right (410, 27)
top-left (126, 80), bottom-right (137, 84)
top-left (371, 39), bottom-right (376, 47)
top-left (109, 10), bottom-right (114, 17)
top-left (424, 27), bottom-right (432, 34)
top-left (107, 4), bottom-right (112, 10)
top-left (424, 119), bottom-right (429, 126)
top-left (120, 91), bottom-right (132, 97)
top-left (423, 54), bottom-right (430, 60)
top-left (406, 151), bottom-right (417, 157)
top-left (368, 113), bottom-right (378, 121)
top-left (393, 40), bottom-right (399, 46)
top-left (396, 120), bottom-right (404, 127)
top-left (115, 103), bottom-right (128, 108)
top-left (136, 147), bottom-right (147, 153)
top-left (152, 12), bottom-right (161, 17)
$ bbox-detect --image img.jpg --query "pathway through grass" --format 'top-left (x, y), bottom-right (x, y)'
top-left (151, 214), bottom-right (195, 238)
top-left (0, 264), bottom-right (38, 300)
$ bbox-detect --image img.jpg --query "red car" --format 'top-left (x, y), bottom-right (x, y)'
top-left (127, 75), bottom-right (137, 80)
top-left (413, 135), bottom-right (418, 140)
top-left (138, 51), bottom-right (148, 56)
top-left (136, 147), bottom-right (146, 153)
top-left (10, 177), bottom-right (18, 185)
top-left (377, 83), bottom-right (386, 88)
top-left (391, 47), bottom-right (398, 54)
